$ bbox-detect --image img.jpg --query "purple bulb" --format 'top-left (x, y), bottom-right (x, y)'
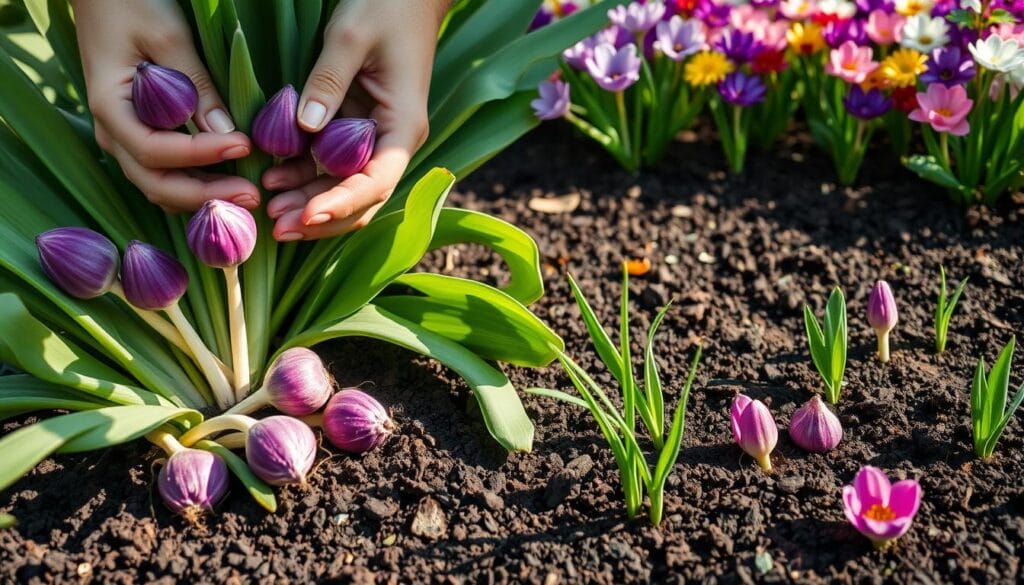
top-left (867, 280), bottom-right (898, 333)
top-left (263, 348), bottom-right (333, 416)
top-left (186, 200), bottom-right (258, 268)
top-left (121, 240), bottom-right (188, 310)
top-left (36, 227), bottom-right (119, 299)
top-left (310, 118), bottom-right (377, 178)
top-left (788, 395), bottom-right (843, 452)
top-left (323, 389), bottom-right (394, 454)
top-left (158, 448), bottom-right (229, 520)
top-left (252, 85), bottom-right (310, 159)
top-left (131, 61), bottom-right (198, 130)
top-left (245, 416), bottom-right (317, 486)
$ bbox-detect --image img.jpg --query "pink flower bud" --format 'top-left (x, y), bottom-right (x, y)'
top-left (731, 394), bottom-right (778, 471)
top-left (121, 240), bottom-right (188, 310)
top-left (323, 389), bottom-right (394, 453)
top-left (186, 200), bottom-right (258, 268)
top-left (310, 118), bottom-right (376, 178)
top-left (866, 280), bottom-right (898, 333)
top-left (788, 395), bottom-right (843, 452)
top-left (36, 227), bottom-right (119, 299)
top-left (131, 62), bottom-right (198, 129)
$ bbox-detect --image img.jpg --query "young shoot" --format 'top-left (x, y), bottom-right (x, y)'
top-left (935, 266), bottom-right (968, 354)
top-left (528, 266), bottom-right (702, 526)
top-left (970, 336), bottom-right (1024, 460)
top-left (803, 287), bottom-right (847, 404)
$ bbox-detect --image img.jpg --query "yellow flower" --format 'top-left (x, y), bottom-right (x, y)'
top-left (684, 51), bottom-right (734, 87)
top-left (787, 22), bottom-right (826, 55)
top-left (860, 68), bottom-right (891, 91)
top-left (895, 0), bottom-right (934, 16)
top-left (879, 48), bottom-right (927, 88)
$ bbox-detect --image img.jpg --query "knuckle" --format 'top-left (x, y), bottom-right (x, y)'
top-left (373, 188), bottom-right (391, 205)
top-left (135, 149), bottom-right (158, 168)
top-left (148, 28), bottom-right (186, 52)
top-left (189, 73), bottom-right (215, 97)
top-left (325, 22), bottom-right (366, 49)
top-left (350, 216), bottom-right (370, 231)
top-left (307, 67), bottom-right (349, 97)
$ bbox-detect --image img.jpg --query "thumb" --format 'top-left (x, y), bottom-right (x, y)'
top-left (154, 47), bottom-right (237, 135)
top-left (297, 25), bottom-right (368, 132)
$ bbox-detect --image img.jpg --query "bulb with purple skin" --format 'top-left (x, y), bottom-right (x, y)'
top-left (158, 448), bottom-right (229, 522)
top-left (251, 85), bottom-right (310, 159)
top-left (867, 280), bottom-right (898, 363)
top-left (228, 347), bottom-right (333, 417)
top-left (132, 61), bottom-right (198, 130)
top-left (322, 388), bottom-right (395, 453)
top-left (311, 118), bottom-right (377, 178)
top-left (36, 227), bottom-right (119, 299)
top-left (788, 395), bottom-right (843, 452)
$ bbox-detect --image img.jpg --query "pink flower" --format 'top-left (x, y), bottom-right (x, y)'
top-left (990, 23), bottom-right (1024, 43)
top-left (843, 466), bottom-right (922, 548)
top-left (908, 83), bottom-right (972, 136)
top-left (824, 41), bottom-right (879, 83)
top-left (730, 394), bottom-right (778, 471)
top-left (866, 10), bottom-right (905, 46)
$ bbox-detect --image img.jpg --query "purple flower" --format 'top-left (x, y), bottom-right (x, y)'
top-left (529, 8), bottom-right (553, 31)
top-left (714, 29), bottom-right (760, 64)
top-left (992, 0), bottom-right (1024, 17)
top-left (608, 1), bottom-right (666, 34)
top-left (531, 80), bottom-right (571, 120)
top-left (855, 0), bottom-right (894, 13)
top-left (594, 24), bottom-right (634, 49)
top-left (920, 47), bottom-right (976, 87)
top-left (654, 15), bottom-right (705, 61)
top-left (752, 0), bottom-right (780, 7)
top-left (694, 0), bottom-right (731, 28)
top-left (718, 72), bottom-right (767, 107)
top-left (563, 38), bottom-right (595, 70)
top-left (824, 18), bottom-right (868, 48)
top-left (843, 86), bottom-right (892, 119)
top-left (585, 43), bottom-right (642, 92)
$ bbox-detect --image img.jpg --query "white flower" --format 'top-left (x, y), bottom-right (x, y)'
top-left (900, 14), bottom-right (949, 53)
top-left (969, 35), bottom-right (1024, 72)
top-left (960, 0), bottom-right (982, 12)
top-left (894, 0), bottom-right (934, 16)
top-left (817, 0), bottom-right (857, 19)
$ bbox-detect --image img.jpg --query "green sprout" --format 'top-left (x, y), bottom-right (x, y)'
top-left (803, 287), bottom-right (847, 404)
top-left (528, 266), bottom-right (701, 526)
top-left (935, 266), bottom-right (968, 354)
top-left (971, 336), bottom-right (1024, 460)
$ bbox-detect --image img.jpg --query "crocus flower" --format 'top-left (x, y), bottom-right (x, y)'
top-left (825, 41), bottom-right (879, 84)
top-left (844, 86), bottom-right (892, 118)
top-left (751, 49), bottom-right (790, 74)
top-left (894, 0), bottom-right (934, 15)
top-left (856, 0), bottom-right (895, 12)
top-left (693, 0), bottom-right (731, 27)
top-left (595, 25), bottom-right (634, 49)
top-left (718, 72), bottom-right (767, 106)
top-left (990, 23), bottom-right (1024, 43)
top-left (919, 47), bottom-right (976, 87)
top-left (731, 394), bottom-right (778, 471)
top-left (879, 48), bottom-right (928, 87)
top-left (608, 1), bottom-right (666, 33)
top-left (899, 14), bottom-right (949, 53)
top-left (866, 10), bottom-right (905, 46)
top-left (585, 43), bottom-right (642, 92)
top-left (531, 79), bottom-right (571, 120)
top-left (780, 0), bottom-right (818, 19)
top-left (788, 22), bottom-right (827, 55)
top-left (654, 15), bottom-right (705, 61)
top-left (891, 86), bottom-right (919, 112)
top-left (714, 28), bottom-right (761, 64)
top-left (754, 21), bottom-right (791, 52)
top-left (960, 0), bottom-right (981, 10)
top-left (684, 51), bottom-right (735, 86)
top-left (908, 83), bottom-right (972, 135)
top-left (969, 35), bottom-right (1024, 72)
top-left (823, 18), bottom-right (868, 48)
top-left (816, 0), bottom-right (858, 20)
top-left (867, 280), bottom-right (899, 362)
top-left (563, 39), bottom-right (595, 70)
top-left (843, 466), bottom-right (922, 548)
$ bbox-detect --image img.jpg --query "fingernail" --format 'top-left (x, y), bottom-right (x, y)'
top-left (305, 213), bottom-right (332, 226)
top-left (222, 145), bottom-right (249, 160)
top-left (207, 108), bottom-right (236, 134)
top-left (277, 232), bottom-right (304, 242)
top-left (299, 100), bottom-right (327, 130)
top-left (231, 195), bottom-right (259, 208)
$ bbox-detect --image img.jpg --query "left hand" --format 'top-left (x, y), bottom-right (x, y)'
top-left (262, 0), bottom-right (448, 241)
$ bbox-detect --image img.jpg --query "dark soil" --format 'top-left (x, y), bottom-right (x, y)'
top-left (3, 123), bottom-right (1024, 584)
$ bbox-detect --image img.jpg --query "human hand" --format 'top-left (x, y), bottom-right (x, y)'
top-left (73, 0), bottom-right (259, 213)
top-left (261, 0), bottom-right (448, 241)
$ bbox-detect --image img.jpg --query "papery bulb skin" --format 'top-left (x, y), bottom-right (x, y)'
top-left (158, 449), bottom-right (229, 521)
top-left (310, 118), bottom-right (377, 178)
top-left (186, 200), bottom-right (258, 268)
top-left (867, 280), bottom-right (898, 362)
top-left (36, 227), bottom-right (119, 299)
top-left (132, 61), bottom-right (198, 129)
top-left (788, 395), bottom-right (843, 452)
top-left (245, 415), bottom-right (317, 486)
top-left (121, 240), bottom-right (189, 310)
top-left (730, 394), bottom-right (778, 471)
top-left (252, 85), bottom-right (309, 158)
top-left (323, 389), bottom-right (394, 453)
top-left (263, 348), bottom-right (333, 416)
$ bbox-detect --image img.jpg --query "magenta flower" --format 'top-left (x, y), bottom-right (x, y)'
top-left (718, 72), bottom-right (767, 107)
top-left (843, 466), bottom-right (922, 548)
top-left (654, 15), bottom-right (705, 61)
top-left (824, 41), bottom-right (879, 84)
top-left (585, 43), bottom-right (642, 92)
top-left (607, 1), bottom-right (666, 34)
top-left (531, 79), bottom-right (571, 120)
top-left (908, 83), bottom-right (972, 136)
top-left (730, 394), bottom-right (778, 471)
top-left (866, 10), bottom-right (905, 46)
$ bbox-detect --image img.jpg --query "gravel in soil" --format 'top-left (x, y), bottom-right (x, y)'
top-left (2, 124), bottom-right (1024, 584)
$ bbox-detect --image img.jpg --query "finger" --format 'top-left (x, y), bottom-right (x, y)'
top-left (266, 189), bottom-right (313, 220)
top-left (297, 24), bottom-right (369, 132)
top-left (273, 203), bottom-right (381, 241)
top-left (110, 143), bottom-right (260, 211)
top-left (262, 156), bottom-right (318, 191)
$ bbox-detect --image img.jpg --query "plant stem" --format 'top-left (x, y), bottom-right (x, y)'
top-left (224, 266), bottom-right (250, 402)
top-left (731, 105), bottom-right (745, 174)
top-left (301, 413), bottom-right (325, 427)
top-left (224, 386), bottom-right (268, 415)
top-left (109, 281), bottom-right (190, 355)
top-left (615, 90), bottom-right (632, 164)
top-left (756, 454), bottom-right (772, 472)
top-left (214, 432), bottom-right (247, 450)
top-left (178, 414), bottom-right (257, 447)
top-left (166, 303), bottom-right (235, 409)
top-left (146, 429), bottom-right (184, 456)
top-left (940, 131), bottom-right (950, 169)
top-left (877, 331), bottom-right (891, 363)
top-left (649, 488), bottom-right (664, 526)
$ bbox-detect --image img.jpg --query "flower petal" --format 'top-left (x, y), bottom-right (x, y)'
top-left (854, 466), bottom-right (891, 508)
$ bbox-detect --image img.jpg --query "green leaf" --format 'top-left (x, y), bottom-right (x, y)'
top-left (644, 301), bottom-right (672, 440)
top-left (566, 272), bottom-right (625, 383)
top-left (945, 275), bottom-right (969, 322)
top-left (903, 154), bottom-right (967, 191)
top-left (194, 439), bottom-right (277, 513)
top-left (189, 0), bottom-right (231, 94)
top-left (0, 513), bottom-right (15, 529)
top-left (273, 0), bottom-right (299, 86)
top-left (59, 407), bottom-right (201, 453)
top-left (984, 336), bottom-right (1016, 438)
top-left (374, 273), bottom-right (562, 367)
top-left (524, 386), bottom-right (590, 409)
top-left (426, 208), bottom-right (545, 305)
top-left (945, 9), bottom-right (974, 26)
top-left (294, 0), bottom-right (323, 76)
top-left (287, 304), bottom-right (534, 452)
top-left (22, 0), bottom-right (86, 102)
top-left (652, 346), bottom-right (702, 488)
top-left (971, 358), bottom-right (988, 453)
top-left (826, 288), bottom-right (847, 399)
top-left (983, 381), bottom-right (1024, 458)
top-left (803, 305), bottom-right (830, 383)
top-left (0, 374), bottom-right (111, 414)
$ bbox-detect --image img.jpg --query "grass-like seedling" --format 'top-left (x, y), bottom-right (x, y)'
top-left (803, 287), bottom-right (847, 404)
top-left (935, 266), bottom-right (968, 354)
top-left (529, 267), bottom-right (701, 526)
top-left (971, 336), bottom-right (1024, 460)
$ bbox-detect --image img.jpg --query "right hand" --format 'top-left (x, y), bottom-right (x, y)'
top-left (73, 0), bottom-right (260, 213)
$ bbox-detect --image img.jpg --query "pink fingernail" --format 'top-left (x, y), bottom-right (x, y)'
top-left (231, 195), bottom-right (259, 208)
top-left (222, 145), bottom-right (249, 160)
top-left (305, 213), bottom-right (332, 226)
top-left (277, 232), bottom-right (304, 242)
